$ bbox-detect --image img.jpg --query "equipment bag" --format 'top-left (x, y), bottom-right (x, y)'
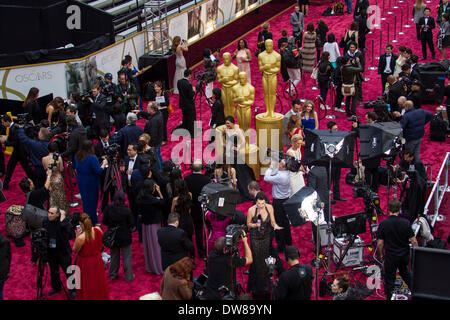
top-left (430, 114), bottom-right (447, 141)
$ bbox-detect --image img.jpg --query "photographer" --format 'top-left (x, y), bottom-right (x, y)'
top-left (203, 48), bottom-right (220, 102)
top-left (203, 234), bottom-right (252, 300)
top-left (102, 73), bottom-right (120, 111)
top-left (177, 69), bottom-right (196, 137)
top-left (42, 206), bottom-right (76, 299)
top-left (0, 115), bottom-right (33, 190)
top-left (117, 73), bottom-right (138, 113)
top-left (341, 54), bottom-right (363, 117)
top-left (95, 129), bottom-right (116, 212)
top-left (87, 85), bottom-right (108, 138)
top-left (141, 102), bottom-right (164, 171)
top-left (352, 111), bottom-right (382, 192)
top-left (273, 246), bottom-right (313, 300)
top-left (394, 150), bottom-right (428, 219)
top-left (65, 105), bottom-right (82, 126)
top-left (17, 124), bottom-right (50, 189)
top-left (19, 173), bottom-right (50, 211)
top-left (61, 115), bottom-right (87, 162)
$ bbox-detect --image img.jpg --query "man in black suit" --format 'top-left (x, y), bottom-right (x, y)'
top-left (157, 212), bottom-right (195, 271)
top-left (407, 79), bottom-right (423, 109)
top-left (409, 55), bottom-right (420, 81)
top-left (111, 112), bottom-right (143, 159)
top-left (378, 44), bottom-right (398, 95)
top-left (177, 69), bottom-right (196, 137)
top-left (184, 160), bottom-right (211, 258)
top-left (61, 115), bottom-right (87, 162)
top-left (419, 8), bottom-right (436, 60)
top-left (121, 144), bottom-right (139, 216)
top-left (88, 85), bottom-right (108, 138)
top-left (95, 129), bottom-right (116, 212)
top-left (0, 115), bottom-right (33, 190)
top-left (143, 102), bottom-right (164, 170)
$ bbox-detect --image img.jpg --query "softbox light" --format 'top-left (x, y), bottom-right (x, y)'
top-left (303, 129), bottom-right (357, 167)
top-left (359, 122), bottom-right (403, 160)
top-left (283, 187), bottom-right (325, 227)
top-left (200, 183), bottom-right (240, 218)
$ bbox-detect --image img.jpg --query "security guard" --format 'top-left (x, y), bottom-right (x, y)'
top-left (273, 246), bottom-right (313, 300)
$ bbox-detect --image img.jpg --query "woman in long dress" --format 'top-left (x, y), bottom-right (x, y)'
top-left (42, 141), bottom-right (68, 214)
top-left (74, 140), bottom-right (108, 226)
top-left (287, 134), bottom-right (306, 196)
top-left (233, 39), bottom-right (252, 84)
top-left (171, 179), bottom-right (194, 242)
top-left (246, 192), bottom-right (283, 299)
top-left (301, 23), bottom-right (317, 73)
top-left (172, 36), bottom-right (188, 94)
top-left (220, 116), bottom-right (255, 203)
top-left (393, 46), bottom-right (407, 78)
top-left (73, 213), bottom-right (110, 300)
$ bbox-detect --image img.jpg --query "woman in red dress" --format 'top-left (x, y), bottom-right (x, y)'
top-left (73, 213), bottom-right (110, 300)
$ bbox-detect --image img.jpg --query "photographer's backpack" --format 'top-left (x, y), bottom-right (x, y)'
top-left (430, 112), bottom-right (447, 141)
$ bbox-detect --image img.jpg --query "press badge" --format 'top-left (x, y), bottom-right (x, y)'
top-left (49, 238), bottom-right (57, 249)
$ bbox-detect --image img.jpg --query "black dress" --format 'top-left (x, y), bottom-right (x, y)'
top-left (247, 206), bottom-right (272, 298)
top-left (225, 132), bottom-right (255, 203)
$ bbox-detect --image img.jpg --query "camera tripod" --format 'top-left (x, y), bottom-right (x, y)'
top-left (36, 257), bottom-right (71, 300)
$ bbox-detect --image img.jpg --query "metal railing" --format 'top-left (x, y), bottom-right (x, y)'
top-left (423, 152), bottom-right (450, 227)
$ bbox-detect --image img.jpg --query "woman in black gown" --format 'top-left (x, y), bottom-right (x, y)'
top-left (221, 116), bottom-right (255, 203)
top-left (246, 192), bottom-right (283, 299)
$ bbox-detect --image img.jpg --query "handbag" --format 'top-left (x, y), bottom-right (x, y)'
top-left (102, 226), bottom-right (119, 248)
top-left (167, 101), bottom-right (174, 114)
top-left (341, 66), bottom-right (356, 96)
top-left (311, 67), bottom-right (318, 80)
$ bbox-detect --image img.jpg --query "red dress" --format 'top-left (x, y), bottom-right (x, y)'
top-left (76, 228), bottom-right (110, 300)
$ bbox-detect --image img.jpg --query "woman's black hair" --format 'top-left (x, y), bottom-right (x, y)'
top-left (203, 48), bottom-right (211, 57)
top-left (213, 88), bottom-right (222, 100)
top-left (48, 141), bottom-right (59, 153)
top-left (327, 33), bottom-right (336, 43)
top-left (138, 179), bottom-right (155, 200)
top-left (237, 39), bottom-right (248, 51)
top-left (225, 116), bottom-right (235, 123)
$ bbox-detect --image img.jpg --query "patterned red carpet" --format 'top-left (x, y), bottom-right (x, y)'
top-left (1, 0), bottom-right (449, 300)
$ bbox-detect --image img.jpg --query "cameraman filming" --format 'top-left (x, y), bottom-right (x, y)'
top-left (102, 73), bottom-right (120, 112)
top-left (41, 206), bottom-right (76, 299)
top-left (273, 246), bottom-right (313, 300)
top-left (202, 234), bottom-right (252, 300)
top-left (352, 111), bottom-right (382, 192)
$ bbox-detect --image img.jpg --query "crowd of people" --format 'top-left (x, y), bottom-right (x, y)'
top-left (0, 0), bottom-right (446, 302)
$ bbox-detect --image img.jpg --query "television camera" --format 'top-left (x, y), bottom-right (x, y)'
top-left (266, 148), bottom-right (302, 173)
top-left (224, 224), bottom-right (247, 255)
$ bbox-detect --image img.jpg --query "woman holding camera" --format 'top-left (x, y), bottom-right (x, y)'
top-left (246, 192), bottom-right (283, 299)
top-left (42, 141), bottom-right (68, 214)
top-left (287, 134), bottom-right (306, 196)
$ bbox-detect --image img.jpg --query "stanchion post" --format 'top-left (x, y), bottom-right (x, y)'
top-left (381, 0), bottom-right (387, 20)
top-left (376, 30), bottom-right (382, 60)
top-left (399, 8), bottom-right (405, 34)
top-left (387, 0), bottom-right (394, 14)
top-left (387, 23), bottom-right (390, 43)
top-left (405, 0), bottom-right (412, 27)
top-left (369, 39), bottom-right (378, 69)
top-left (392, 16), bottom-right (399, 42)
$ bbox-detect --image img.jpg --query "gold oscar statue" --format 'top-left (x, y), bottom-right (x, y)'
top-left (258, 39), bottom-right (281, 119)
top-left (256, 39), bottom-right (283, 172)
top-left (232, 72), bottom-right (255, 149)
top-left (217, 52), bottom-right (239, 118)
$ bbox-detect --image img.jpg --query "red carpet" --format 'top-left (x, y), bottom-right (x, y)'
top-left (1, 0), bottom-right (449, 300)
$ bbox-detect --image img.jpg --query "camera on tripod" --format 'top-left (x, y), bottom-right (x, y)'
top-left (17, 113), bottom-right (30, 125)
top-left (266, 148), bottom-right (302, 173)
top-left (347, 115), bottom-right (360, 122)
top-left (104, 143), bottom-right (120, 160)
top-left (31, 228), bottom-right (49, 263)
top-left (224, 224), bottom-right (247, 255)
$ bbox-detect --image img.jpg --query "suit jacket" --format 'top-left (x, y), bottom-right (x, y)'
top-left (122, 154), bottom-right (140, 190)
top-left (42, 217), bottom-right (75, 257)
top-left (407, 91), bottom-right (423, 109)
top-left (290, 11), bottom-right (304, 33)
top-left (157, 225), bottom-right (195, 271)
top-left (177, 78), bottom-right (195, 110)
top-left (184, 173), bottom-right (211, 220)
top-left (94, 140), bottom-right (107, 161)
top-left (112, 124), bottom-right (144, 158)
top-left (419, 16), bottom-right (436, 35)
top-left (378, 53), bottom-right (398, 75)
top-left (410, 63), bottom-right (420, 81)
top-left (61, 125), bottom-right (87, 160)
top-left (91, 93), bottom-right (108, 125)
top-left (143, 111), bottom-right (163, 147)
top-left (354, 0), bottom-right (369, 18)
top-left (437, 3), bottom-right (450, 23)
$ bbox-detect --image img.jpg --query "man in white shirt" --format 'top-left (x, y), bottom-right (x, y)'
top-left (378, 44), bottom-right (398, 95)
top-left (264, 159), bottom-right (292, 253)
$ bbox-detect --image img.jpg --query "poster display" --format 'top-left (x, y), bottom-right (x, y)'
top-left (205, 0), bottom-right (219, 33)
top-left (188, 6), bottom-right (202, 40)
top-left (235, 0), bottom-right (246, 14)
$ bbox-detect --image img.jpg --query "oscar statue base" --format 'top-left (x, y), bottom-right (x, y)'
top-left (255, 113), bottom-right (283, 172)
top-left (239, 144), bottom-right (260, 180)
